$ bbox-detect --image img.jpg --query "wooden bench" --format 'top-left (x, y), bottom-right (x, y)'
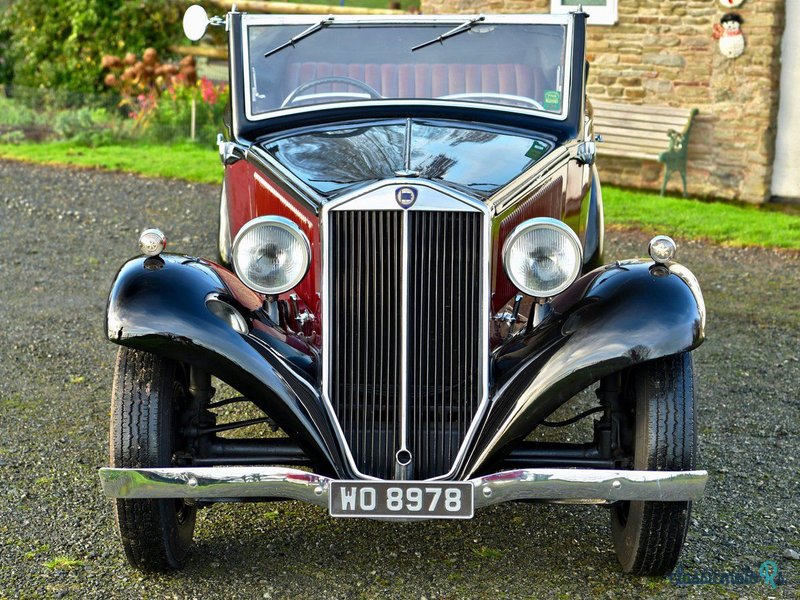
top-left (591, 100), bottom-right (698, 197)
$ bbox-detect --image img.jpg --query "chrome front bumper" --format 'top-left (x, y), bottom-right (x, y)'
top-left (99, 467), bottom-right (708, 510)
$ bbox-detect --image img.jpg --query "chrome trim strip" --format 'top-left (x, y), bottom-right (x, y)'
top-left (398, 207), bottom-right (411, 474)
top-left (229, 11), bottom-right (242, 144)
top-left (320, 179), bottom-right (491, 480)
top-left (246, 100), bottom-right (570, 127)
top-left (99, 466), bottom-right (708, 506)
top-left (240, 14), bottom-right (574, 125)
top-left (403, 118), bottom-right (412, 172)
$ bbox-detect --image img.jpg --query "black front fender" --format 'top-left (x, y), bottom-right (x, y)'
top-left (461, 260), bottom-right (705, 478)
top-left (106, 254), bottom-right (350, 477)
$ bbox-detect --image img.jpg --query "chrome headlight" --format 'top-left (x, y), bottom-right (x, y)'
top-left (232, 216), bottom-right (311, 295)
top-left (502, 218), bottom-right (583, 298)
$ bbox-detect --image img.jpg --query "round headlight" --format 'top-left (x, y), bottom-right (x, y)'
top-left (232, 216), bottom-right (311, 295)
top-left (502, 218), bottom-right (583, 298)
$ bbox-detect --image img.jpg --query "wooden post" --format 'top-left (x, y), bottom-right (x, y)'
top-left (190, 97), bottom-right (197, 142)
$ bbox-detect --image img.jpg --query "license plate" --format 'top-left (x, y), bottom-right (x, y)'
top-left (329, 481), bottom-right (474, 519)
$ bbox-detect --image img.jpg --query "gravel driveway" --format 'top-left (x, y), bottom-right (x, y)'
top-left (0, 160), bottom-right (798, 599)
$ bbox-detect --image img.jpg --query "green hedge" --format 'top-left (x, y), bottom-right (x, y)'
top-left (1, 0), bottom-right (186, 107)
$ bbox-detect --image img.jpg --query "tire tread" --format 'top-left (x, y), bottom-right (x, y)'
top-left (613, 353), bottom-right (696, 576)
top-left (110, 348), bottom-right (194, 571)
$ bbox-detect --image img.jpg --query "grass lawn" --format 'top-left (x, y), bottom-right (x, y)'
top-left (0, 140), bottom-right (798, 250)
top-left (0, 141), bottom-right (222, 185)
top-left (604, 188), bottom-right (800, 250)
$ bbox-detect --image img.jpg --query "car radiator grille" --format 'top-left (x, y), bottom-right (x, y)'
top-left (328, 209), bottom-right (484, 479)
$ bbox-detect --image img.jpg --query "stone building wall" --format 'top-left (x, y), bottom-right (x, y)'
top-left (422, 0), bottom-right (786, 203)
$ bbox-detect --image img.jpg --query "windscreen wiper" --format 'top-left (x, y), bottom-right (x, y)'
top-left (411, 15), bottom-right (485, 52)
top-left (264, 16), bottom-right (334, 58)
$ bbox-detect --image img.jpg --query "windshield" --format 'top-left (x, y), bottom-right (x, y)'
top-left (244, 18), bottom-right (569, 119)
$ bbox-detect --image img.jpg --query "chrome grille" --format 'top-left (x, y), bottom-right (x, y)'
top-left (407, 211), bottom-right (483, 478)
top-left (327, 204), bottom-right (484, 479)
top-left (329, 211), bottom-right (402, 479)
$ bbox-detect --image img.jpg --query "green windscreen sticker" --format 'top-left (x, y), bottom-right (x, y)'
top-left (543, 90), bottom-right (561, 110)
top-left (525, 140), bottom-right (550, 161)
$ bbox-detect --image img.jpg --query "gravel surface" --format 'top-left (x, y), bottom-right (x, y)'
top-left (0, 161), bottom-right (798, 599)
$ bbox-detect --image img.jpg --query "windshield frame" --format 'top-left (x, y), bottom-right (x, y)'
top-left (238, 14), bottom-right (576, 126)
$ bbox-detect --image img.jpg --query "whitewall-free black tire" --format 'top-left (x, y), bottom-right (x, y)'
top-left (110, 348), bottom-right (197, 571)
top-left (611, 353), bottom-right (696, 576)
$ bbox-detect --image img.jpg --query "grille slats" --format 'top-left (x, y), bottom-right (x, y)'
top-left (329, 208), bottom-right (483, 479)
top-left (407, 211), bottom-right (483, 478)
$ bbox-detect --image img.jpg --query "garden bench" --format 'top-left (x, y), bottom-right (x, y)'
top-left (591, 100), bottom-right (698, 197)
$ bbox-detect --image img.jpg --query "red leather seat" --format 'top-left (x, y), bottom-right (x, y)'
top-left (286, 62), bottom-right (545, 102)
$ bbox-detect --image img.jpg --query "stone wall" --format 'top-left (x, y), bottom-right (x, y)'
top-left (422, 0), bottom-right (786, 203)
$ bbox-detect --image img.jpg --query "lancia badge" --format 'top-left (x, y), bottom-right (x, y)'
top-left (395, 186), bottom-right (418, 209)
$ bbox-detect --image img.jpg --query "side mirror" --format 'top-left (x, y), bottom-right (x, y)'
top-left (183, 4), bottom-right (210, 41)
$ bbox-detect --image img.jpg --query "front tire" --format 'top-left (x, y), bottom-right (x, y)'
top-left (611, 353), bottom-right (696, 575)
top-left (110, 348), bottom-right (197, 571)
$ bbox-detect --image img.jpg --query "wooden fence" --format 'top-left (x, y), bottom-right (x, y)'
top-left (173, 0), bottom-right (407, 60)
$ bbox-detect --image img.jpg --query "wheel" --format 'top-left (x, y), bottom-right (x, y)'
top-left (218, 180), bottom-right (231, 267)
top-left (611, 352), bottom-right (696, 575)
top-left (281, 76), bottom-right (383, 107)
top-left (110, 348), bottom-right (197, 571)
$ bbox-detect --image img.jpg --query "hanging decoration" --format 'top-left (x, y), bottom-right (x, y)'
top-left (713, 13), bottom-right (745, 59)
top-left (719, 0), bottom-right (745, 7)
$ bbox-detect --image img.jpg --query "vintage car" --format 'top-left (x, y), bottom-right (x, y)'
top-left (99, 6), bottom-right (708, 575)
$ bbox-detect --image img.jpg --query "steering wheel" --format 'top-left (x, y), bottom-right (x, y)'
top-left (438, 92), bottom-right (545, 110)
top-left (281, 77), bottom-right (383, 108)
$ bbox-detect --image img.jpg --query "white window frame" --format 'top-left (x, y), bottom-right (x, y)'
top-left (550, 0), bottom-right (618, 26)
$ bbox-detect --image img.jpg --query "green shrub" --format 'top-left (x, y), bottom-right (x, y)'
top-left (53, 106), bottom-right (126, 146)
top-left (2, 1), bottom-right (185, 108)
top-left (0, 95), bottom-right (50, 140)
top-left (0, 96), bottom-right (42, 128)
top-left (0, 130), bottom-right (26, 144)
top-left (0, 93), bottom-right (134, 146)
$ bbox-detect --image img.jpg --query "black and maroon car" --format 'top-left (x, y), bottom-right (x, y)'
top-left (99, 6), bottom-right (708, 575)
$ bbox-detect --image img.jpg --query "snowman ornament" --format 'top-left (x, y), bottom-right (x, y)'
top-left (719, 0), bottom-right (745, 7)
top-left (713, 13), bottom-right (745, 59)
